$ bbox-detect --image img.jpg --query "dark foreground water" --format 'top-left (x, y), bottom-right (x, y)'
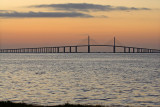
top-left (0, 53), bottom-right (160, 106)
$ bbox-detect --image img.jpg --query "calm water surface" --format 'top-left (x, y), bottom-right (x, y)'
top-left (0, 53), bottom-right (160, 106)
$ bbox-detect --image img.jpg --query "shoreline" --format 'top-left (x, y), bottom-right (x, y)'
top-left (0, 101), bottom-right (135, 107)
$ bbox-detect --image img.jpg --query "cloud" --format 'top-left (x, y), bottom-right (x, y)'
top-left (30, 3), bottom-right (151, 12)
top-left (0, 10), bottom-right (16, 13)
top-left (0, 11), bottom-right (93, 18)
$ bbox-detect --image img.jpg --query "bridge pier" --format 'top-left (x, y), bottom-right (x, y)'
top-left (49, 48), bottom-right (52, 53)
top-left (149, 49), bottom-right (152, 53)
top-left (44, 48), bottom-right (47, 53)
top-left (75, 46), bottom-right (77, 53)
top-left (70, 47), bottom-right (72, 53)
top-left (124, 47), bottom-right (126, 53)
top-left (64, 47), bottom-right (66, 53)
top-left (137, 48), bottom-right (139, 53)
top-left (30, 48), bottom-right (33, 53)
top-left (133, 48), bottom-right (135, 53)
top-left (52, 47), bottom-right (54, 53)
top-left (44, 48), bottom-right (46, 53)
top-left (57, 47), bottom-right (59, 53)
top-left (88, 45), bottom-right (90, 53)
top-left (51, 48), bottom-right (53, 53)
top-left (45, 48), bottom-right (48, 53)
top-left (42, 48), bottom-right (44, 53)
top-left (128, 47), bottom-right (131, 53)
top-left (37, 48), bottom-right (39, 53)
top-left (113, 37), bottom-right (116, 53)
top-left (28, 49), bottom-right (30, 53)
top-left (39, 48), bottom-right (41, 53)
top-left (53, 48), bottom-right (55, 53)
top-left (33, 48), bottom-right (35, 53)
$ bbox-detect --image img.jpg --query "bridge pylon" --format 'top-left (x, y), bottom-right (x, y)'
top-left (88, 35), bottom-right (90, 53)
top-left (113, 37), bottom-right (116, 53)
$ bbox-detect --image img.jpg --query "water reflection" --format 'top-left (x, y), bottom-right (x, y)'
top-left (0, 53), bottom-right (160, 106)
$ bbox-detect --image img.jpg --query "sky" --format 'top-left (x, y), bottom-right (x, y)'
top-left (0, 0), bottom-right (160, 49)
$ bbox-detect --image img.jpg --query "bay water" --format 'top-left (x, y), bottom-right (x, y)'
top-left (0, 53), bottom-right (160, 106)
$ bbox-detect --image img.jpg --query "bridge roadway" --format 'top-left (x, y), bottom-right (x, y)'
top-left (0, 45), bottom-right (160, 53)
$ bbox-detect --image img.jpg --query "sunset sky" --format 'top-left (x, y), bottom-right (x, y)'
top-left (0, 0), bottom-right (160, 49)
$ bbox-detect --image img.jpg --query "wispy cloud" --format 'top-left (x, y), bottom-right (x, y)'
top-left (0, 10), bottom-right (16, 13)
top-left (0, 11), bottom-right (93, 18)
top-left (29, 3), bottom-right (151, 12)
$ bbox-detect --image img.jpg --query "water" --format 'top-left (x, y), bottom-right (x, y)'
top-left (0, 53), bottom-right (160, 106)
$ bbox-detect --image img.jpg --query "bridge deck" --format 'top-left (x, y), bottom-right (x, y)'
top-left (0, 45), bottom-right (160, 53)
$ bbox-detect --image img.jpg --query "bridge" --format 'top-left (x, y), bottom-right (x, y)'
top-left (0, 36), bottom-right (160, 53)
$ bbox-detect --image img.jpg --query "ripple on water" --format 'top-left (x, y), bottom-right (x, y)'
top-left (0, 53), bottom-right (160, 106)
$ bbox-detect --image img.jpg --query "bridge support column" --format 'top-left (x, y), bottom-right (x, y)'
top-left (150, 49), bottom-right (152, 53)
top-left (113, 37), bottom-right (116, 53)
top-left (49, 48), bottom-right (51, 53)
top-left (75, 46), bottom-right (77, 53)
top-left (64, 47), bottom-right (65, 53)
top-left (30, 48), bottom-right (33, 53)
top-left (70, 47), bottom-right (72, 53)
top-left (33, 48), bottom-right (35, 53)
top-left (57, 47), bottom-right (59, 53)
top-left (113, 47), bottom-right (116, 53)
top-left (42, 48), bottom-right (44, 53)
top-left (43, 48), bottom-right (45, 53)
top-left (124, 47), bottom-right (126, 53)
top-left (53, 48), bottom-right (55, 53)
top-left (45, 48), bottom-right (47, 53)
top-left (40, 48), bottom-right (42, 53)
top-left (38, 48), bottom-right (40, 53)
top-left (138, 48), bottom-right (140, 53)
top-left (128, 48), bottom-right (131, 53)
top-left (51, 48), bottom-right (53, 53)
top-left (52, 47), bottom-right (54, 53)
top-left (133, 48), bottom-right (135, 53)
top-left (88, 45), bottom-right (90, 53)
top-left (46, 48), bottom-right (48, 53)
